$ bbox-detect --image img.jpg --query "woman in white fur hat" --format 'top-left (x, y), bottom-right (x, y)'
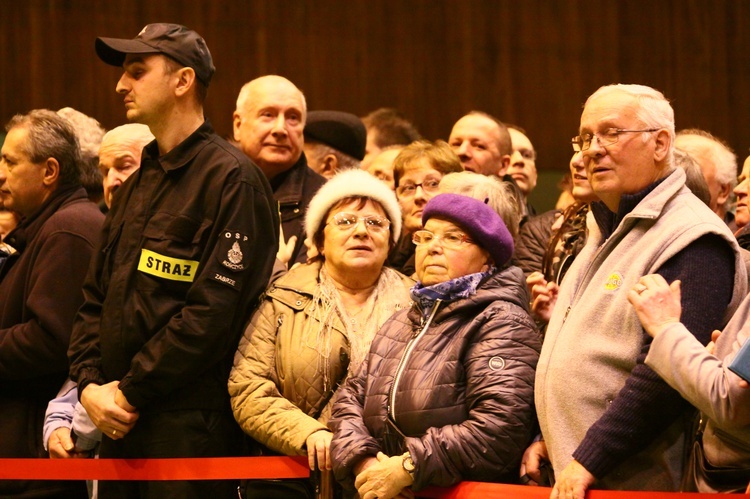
top-left (229, 169), bottom-right (414, 498)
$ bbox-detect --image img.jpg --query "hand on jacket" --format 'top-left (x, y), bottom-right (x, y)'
top-left (519, 439), bottom-right (549, 485)
top-left (354, 451), bottom-right (413, 499)
top-left (628, 274), bottom-right (682, 338)
top-left (551, 459), bottom-right (595, 499)
top-left (48, 427), bottom-right (89, 459)
top-left (306, 430), bottom-right (332, 470)
top-left (81, 381), bottom-right (138, 439)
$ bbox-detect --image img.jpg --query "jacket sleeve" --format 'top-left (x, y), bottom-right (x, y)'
top-left (407, 308), bottom-right (541, 490)
top-left (228, 299), bottom-right (328, 456)
top-left (68, 218), bottom-right (111, 392)
top-left (114, 177), bottom-right (279, 409)
top-left (0, 230), bottom-right (97, 379)
top-left (512, 212), bottom-right (554, 277)
top-left (43, 379), bottom-right (77, 451)
top-left (71, 401), bottom-right (101, 451)
top-left (645, 320), bottom-right (750, 428)
top-left (329, 357), bottom-right (382, 486)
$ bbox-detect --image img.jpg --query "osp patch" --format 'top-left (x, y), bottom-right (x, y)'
top-left (220, 231), bottom-right (250, 272)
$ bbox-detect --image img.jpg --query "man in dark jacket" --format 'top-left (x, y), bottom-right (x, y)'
top-left (0, 109), bottom-right (103, 498)
top-left (68, 24), bottom-right (279, 498)
top-left (233, 75), bottom-right (326, 266)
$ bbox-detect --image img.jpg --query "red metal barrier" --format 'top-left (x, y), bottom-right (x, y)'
top-left (0, 457), bottom-right (742, 498)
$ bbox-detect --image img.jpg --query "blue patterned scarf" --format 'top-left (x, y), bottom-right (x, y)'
top-left (411, 268), bottom-right (495, 318)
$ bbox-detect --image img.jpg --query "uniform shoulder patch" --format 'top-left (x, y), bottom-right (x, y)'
top-left (220, 230), bottom-right (250, 272)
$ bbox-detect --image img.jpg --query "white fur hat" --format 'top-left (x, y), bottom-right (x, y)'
top-left (305, 169), bottom-right (402, 243)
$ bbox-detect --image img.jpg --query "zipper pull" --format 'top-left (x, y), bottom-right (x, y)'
top-left (563, 306), bottom-right (571, 323)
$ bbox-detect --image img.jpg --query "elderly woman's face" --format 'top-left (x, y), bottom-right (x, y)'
top-left (415, 218), bottom-right (490, 286)
top-left (321, 199), bottom-right (391, 275)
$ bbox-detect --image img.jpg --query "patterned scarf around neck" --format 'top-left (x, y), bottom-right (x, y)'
top-left (411, 268), bottom-right (495, 318)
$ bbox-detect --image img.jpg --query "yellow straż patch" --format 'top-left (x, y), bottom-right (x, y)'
top-left (137, 249), bottom-right (199, 282)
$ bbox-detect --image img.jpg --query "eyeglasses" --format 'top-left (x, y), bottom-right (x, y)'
top-left (326, 212), bottom-right (391, 233)
top-left (571, 128), bottom-right (660, 152)
top-left (412, 230), bottom-right (474, 250)
top-left (396, 177), bottom-right (441, 198)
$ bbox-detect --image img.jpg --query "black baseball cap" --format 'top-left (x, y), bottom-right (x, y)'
top-left (304, 111), bottom-right (367, 161)
top-left (95, 23), bottom-right (215, 86)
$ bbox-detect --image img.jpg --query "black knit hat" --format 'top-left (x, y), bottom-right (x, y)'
top-left (304, 111), bottom-right (367, 161)
top-left (95, 23), bottom-right (215, 86)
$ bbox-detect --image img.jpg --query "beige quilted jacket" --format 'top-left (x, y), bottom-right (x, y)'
top-left (229, 260), bottom-right (413, 456)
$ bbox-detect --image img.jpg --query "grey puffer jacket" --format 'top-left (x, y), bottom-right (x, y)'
top-left (329, 265), bottom-right (541, 493)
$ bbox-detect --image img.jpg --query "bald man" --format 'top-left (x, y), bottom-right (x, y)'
top-left (234, 75), bottom-right (326, 265)
top-left (448, 111), bottom-right (512, 176)
top-left (98, 124), bottom-right (154, 210)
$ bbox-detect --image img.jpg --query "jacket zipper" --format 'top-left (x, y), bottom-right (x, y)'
top-left (388, 300), bottom-right (442, 420)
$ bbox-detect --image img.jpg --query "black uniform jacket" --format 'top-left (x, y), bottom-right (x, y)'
top-left (69, 121), bottom-right (279, 413)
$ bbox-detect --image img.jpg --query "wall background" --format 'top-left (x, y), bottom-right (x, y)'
top-left (1, 0), bottom-right (749, 211)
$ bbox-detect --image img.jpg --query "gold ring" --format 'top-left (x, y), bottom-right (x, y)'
top-left (112, 429), bottom-right (117, 437)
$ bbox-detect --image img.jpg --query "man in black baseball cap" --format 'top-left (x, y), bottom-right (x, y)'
top-left (70, 24), bottom-right (279, 498)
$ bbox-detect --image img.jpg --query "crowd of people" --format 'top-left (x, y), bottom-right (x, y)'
top-left (0, 22), bottom-right (749, 499)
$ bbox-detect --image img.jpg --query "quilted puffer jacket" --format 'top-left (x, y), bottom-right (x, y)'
top-left (329, 265), bottom-right (541, 493)
top-left (228, 260), bottom-right (413, 456)
top-left (512, 209), bottom-right (557, 276)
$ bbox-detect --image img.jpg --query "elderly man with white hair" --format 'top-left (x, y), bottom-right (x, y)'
top-left (675, 129), bottom-right (737, 226)
top-left (97, 124), bottom-right (154, 210)
top-left (527, 84), bottom-right (747, 498)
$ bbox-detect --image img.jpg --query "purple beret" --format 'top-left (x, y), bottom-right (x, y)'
top-left (422, 193), bottom-right (514, 267)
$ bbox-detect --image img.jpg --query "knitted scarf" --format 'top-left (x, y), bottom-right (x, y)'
top-left (310, 265), bottom-right (410, 392)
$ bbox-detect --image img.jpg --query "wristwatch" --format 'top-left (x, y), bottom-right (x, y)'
top-left (402, 452), bottom-right (416, 479)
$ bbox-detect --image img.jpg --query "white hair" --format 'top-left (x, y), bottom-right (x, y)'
top-left (57, 107), bottom-right (106, 160)
top-left (586, 84), bottom-right (675, 165)
top-left (439, 171), bottom-right (521, 240)
top-left (100, 124), bottom-right (154, 157)
top-left (676, 129), bottom-right (737, 190)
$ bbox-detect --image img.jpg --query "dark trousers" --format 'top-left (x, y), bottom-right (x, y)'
top-left (98, 409), bottom-right (243, 499)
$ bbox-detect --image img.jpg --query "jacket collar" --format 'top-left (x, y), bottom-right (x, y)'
top-left (4, 184), bottom-right (88, 253)
top-left (271, 153), bottom-right (316, 204)
top-left (406, 265), bottom-right (530, 325)
top-left (141, 120), bottom-right (214, 173)
top-left (591, 168), bottom-right (679, 240)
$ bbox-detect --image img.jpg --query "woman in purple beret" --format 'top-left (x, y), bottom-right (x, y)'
top-left (329, 193), bottom-right (541, 499)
